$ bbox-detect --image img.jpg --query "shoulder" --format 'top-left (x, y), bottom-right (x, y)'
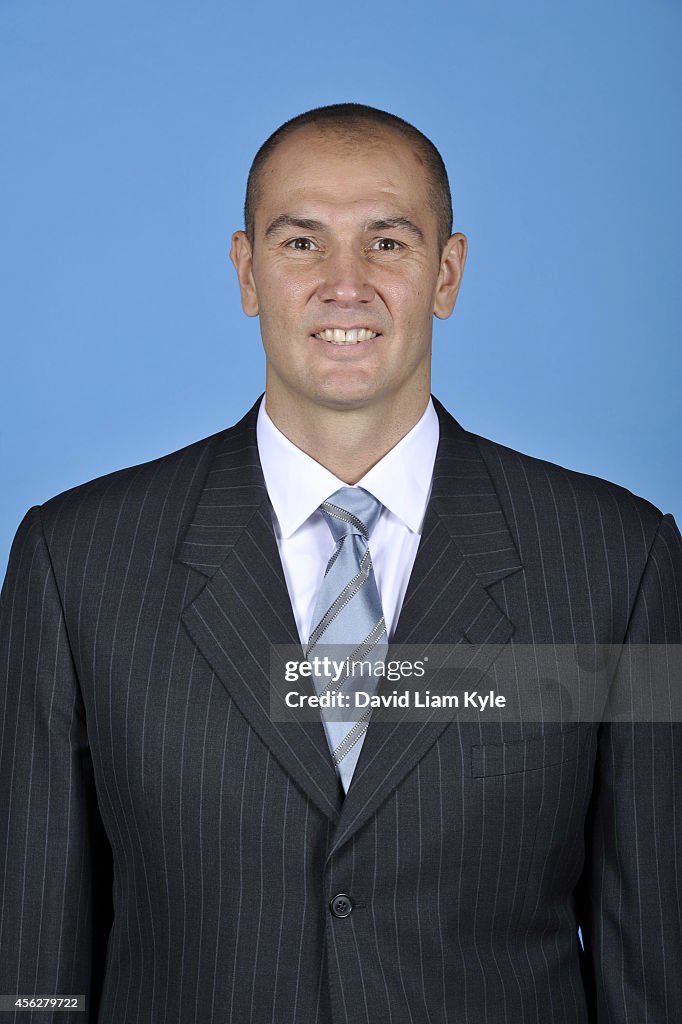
top-left (35, 394), bottom-right (263, 523)
top-left (2, 425), bottom-right (233, 594)
top-left (38, 427), bottom-right (224, 534)
top-left (32, 397), bottom-right (261, 566)
top-left (433, 397), bottom-right (668, 563)
top-left (470, 425), bottom-right (665, 557)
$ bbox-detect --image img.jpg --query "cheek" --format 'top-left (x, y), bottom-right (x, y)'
top-left (378, 264), bottom-right (435, 310)
top-left (385, 282), bottom-right (432, 324)
top-left (259, 272), bottom-right (311, 314)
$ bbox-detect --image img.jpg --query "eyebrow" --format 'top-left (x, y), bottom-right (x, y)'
top-left (263, 213), bottom-right (425, 244)
top-left (365, 217), bottom-right (425, 243)
top-left (264, 215), bottom-right (326, 238)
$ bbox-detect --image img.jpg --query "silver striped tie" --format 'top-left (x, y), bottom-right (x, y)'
top-left (307, 486), bottom-right (387, 792)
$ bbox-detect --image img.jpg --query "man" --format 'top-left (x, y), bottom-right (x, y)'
top-left (1, 102), bottom-right (680, 1023)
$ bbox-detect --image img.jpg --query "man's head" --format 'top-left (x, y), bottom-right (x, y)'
top-left (230, 103), bottom-right (467, 418)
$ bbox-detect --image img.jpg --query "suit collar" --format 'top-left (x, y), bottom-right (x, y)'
top-left (176, 393), bottom-right (524, 845)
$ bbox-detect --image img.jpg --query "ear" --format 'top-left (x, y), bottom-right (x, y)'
top-left (433, 233), bottom-right (467, 319)
top-left (229, 231), bottom-right (259, 317)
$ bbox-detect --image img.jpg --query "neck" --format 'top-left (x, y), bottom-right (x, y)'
top-left (264, 389), bottom-right (431, 484)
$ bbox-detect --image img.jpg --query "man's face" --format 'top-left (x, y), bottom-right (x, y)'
top-left (230, 125), bottom-right (466, 413)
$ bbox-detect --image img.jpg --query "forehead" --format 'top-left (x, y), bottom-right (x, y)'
top-left (256, 125), bottom-right (432, 225)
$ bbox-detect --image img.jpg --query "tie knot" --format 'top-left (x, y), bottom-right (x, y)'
top-left (320, 486), bottom-right (382, 543)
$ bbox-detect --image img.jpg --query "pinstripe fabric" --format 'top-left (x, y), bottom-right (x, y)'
top-left (1, 393), bottom-right (681, 1023)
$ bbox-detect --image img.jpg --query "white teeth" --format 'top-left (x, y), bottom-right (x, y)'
top-left (314, 328), bottom-right (379, 345)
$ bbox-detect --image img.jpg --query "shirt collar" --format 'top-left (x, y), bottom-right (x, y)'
top-left (256, 397), bottom-right (439, 539)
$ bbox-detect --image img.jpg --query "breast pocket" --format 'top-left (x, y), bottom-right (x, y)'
top-left (471, 724), bottom-right (583, 778)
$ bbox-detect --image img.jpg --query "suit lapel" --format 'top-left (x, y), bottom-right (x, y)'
top-left (176, 396), bottom-right (344, 824)
top-left (328, 397), bottom-right (524, 857)
top-left (175, 393), bottom-right (525, 848)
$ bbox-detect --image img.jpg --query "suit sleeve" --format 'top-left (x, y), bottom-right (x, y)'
top-left (0, 506), bottom-right (113, 1022)
top-left (576, 512), bottom-right (682, 1020)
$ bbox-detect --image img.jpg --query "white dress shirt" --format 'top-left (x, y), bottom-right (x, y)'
top-left (256, 397), bottom-right (440, 644)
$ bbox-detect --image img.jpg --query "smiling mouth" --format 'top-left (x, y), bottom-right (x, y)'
top-left (312, 328), bottom-right (381, 346)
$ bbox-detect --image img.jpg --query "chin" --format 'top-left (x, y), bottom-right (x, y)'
top-left (312, 384), bottom-right (385, 411)
top-left (320, 397), bottom-right (376, 412)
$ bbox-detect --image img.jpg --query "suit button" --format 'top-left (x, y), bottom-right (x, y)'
top-left (330, 893), bottom-right (353, 918)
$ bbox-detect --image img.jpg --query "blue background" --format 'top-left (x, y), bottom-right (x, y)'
top-left (2, 0), bottom-right (680, 571)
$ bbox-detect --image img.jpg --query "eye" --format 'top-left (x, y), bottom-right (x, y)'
top-left (286, 237), bottom-right (318, 251)
top-left (371, 238), bottom-right (403, 252)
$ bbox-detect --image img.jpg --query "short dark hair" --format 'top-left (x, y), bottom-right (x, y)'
top-left (244, 102), bottom-right (453, 252)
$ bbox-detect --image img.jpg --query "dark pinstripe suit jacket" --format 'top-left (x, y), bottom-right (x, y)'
top-left (1, 394), bottom-right (681, 1023)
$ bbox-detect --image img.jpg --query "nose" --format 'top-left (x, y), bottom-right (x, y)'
top-left (316, 247), bottom-right (375, 306)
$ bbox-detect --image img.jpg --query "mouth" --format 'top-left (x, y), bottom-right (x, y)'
top-left (311, 328), bottom-right (381, 346)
